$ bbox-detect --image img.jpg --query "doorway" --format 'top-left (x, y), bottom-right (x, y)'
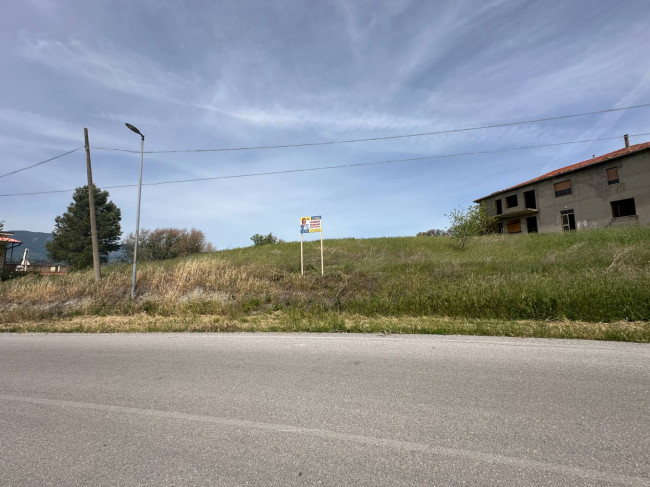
top-left (561, 210), bottom-right (576, 231)
top-left (526, 216), bottom-right (538, 233)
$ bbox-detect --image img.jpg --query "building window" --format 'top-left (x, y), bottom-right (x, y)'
top-left (611, 198), bottom-right (636, 218)
top-left (554, 180), bottom-right (572, 197)
top-left (606, 167), bottom-right (619, 185)
top-left (506, 219), bottom-right (522, 233)
top-left (495, 199), bottom-right (502, 215)
top-left (505, 194), bottom-right (518, 208)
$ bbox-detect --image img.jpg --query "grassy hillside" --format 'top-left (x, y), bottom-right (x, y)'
top-left (1, 226), bottom-right (649, 340)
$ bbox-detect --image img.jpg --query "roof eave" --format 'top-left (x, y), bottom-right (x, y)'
top-left (474, 144), bottom-right (650, 202)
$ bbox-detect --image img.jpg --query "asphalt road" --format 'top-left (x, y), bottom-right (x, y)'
top-left (0, 333), bottom-right (648, 486)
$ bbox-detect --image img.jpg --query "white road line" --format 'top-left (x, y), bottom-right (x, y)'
top-left (1, 393), bottom-right (646, 486)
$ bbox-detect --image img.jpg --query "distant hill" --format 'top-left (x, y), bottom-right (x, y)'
top-left (5, 230), bottom-right (52, 263)
top-left (5, 230), bottom-right (124, 263)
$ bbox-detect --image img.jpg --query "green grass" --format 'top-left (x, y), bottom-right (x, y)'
top-left (1, 226), bottom-right (649, 340)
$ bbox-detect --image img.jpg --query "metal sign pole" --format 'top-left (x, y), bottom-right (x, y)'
top-left (300, 232), bottom-right (304, 276)
top-left (320, 225), bottom-right (324, 276)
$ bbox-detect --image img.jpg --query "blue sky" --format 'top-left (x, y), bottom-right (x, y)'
top-left (1, 0), bottom-right (649, 249)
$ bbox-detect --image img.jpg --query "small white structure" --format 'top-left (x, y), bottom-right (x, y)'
top-left (16, 248), bottom-right (30, 271)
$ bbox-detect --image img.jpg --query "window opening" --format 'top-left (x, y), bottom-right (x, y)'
top-left (524, 190), bottom-right (536, 209)
top-left (505, 194), bottom-right (518, 208)
top-left (611, 198), bottom-right (636, 218)
top-left (606, 167), bottom-right (619, 185)
top-left (495, 199), bottom-right (502, 215)
top-left (554, 180), bottom-right (572, 197)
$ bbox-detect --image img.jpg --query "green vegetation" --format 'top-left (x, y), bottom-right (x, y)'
top-left (2, 226), bottom-right (649, 341)
top-left (447, 203), bottom-right (497, 249)
top-left (250, 232), bottom-right (280, 246)
top-left (46, 185), bottom-right (122, 269)
top-left (416, 228), bottom-right (448, 237)
top-left (121, 228), bottom-right (214, 262)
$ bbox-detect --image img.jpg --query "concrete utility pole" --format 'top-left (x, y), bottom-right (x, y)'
top-left (125, 123), bottom-right (145, 299)
top-left (84, 128), bottom-right (101, 281)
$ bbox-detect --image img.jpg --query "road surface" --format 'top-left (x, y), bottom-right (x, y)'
top-left (0, 333), bottom-right (648, 486)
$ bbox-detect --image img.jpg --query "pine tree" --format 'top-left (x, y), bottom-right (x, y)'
top-left (46, 186), bottom-right (122, 270)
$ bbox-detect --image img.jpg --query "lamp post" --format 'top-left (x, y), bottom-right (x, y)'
top-left (125, 123), bottom-right (144, 299)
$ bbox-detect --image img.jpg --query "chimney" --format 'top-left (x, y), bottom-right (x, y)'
top-left (624, 134), bottom-right (630, 148)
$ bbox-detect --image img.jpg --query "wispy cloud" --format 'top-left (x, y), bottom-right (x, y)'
top-left (19, 38), bottom-right (200, 106)
top-left (224, 104), bottom-right (437, 132)
top-left (0, 108), bottom-right (84, 143)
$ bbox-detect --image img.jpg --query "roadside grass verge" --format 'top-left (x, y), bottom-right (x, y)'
top-left (1, 226), bottom-right (649, 340)
top-left (1, 313), bottom-right (648, 342)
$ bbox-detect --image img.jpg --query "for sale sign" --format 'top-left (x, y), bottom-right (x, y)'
top-left (300, 216), bottom-right (322, 233)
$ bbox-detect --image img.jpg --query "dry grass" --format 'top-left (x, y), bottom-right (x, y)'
top-left (1, 226), bottom-right (649, 340)
top-left (2, 313), bottom-right (648, 342)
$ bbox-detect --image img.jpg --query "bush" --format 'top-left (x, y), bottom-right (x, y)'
top-left (417, 229), bottom-right (448, 237)
top-left (447, 203), bottom-right (497, 249)
top-left (122, 228), bottom-right (215, 262)
top-left (251, 233), bottom-right (279, 246)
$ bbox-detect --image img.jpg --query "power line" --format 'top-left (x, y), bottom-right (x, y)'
top-left (3, 103), bottom-right (650, 179)
top-left (0, 147), bottom-right (84, 179)
top-left (2, 133), bottom-right (648, 198)
top-left (92, 102), bottom-right (650, 154)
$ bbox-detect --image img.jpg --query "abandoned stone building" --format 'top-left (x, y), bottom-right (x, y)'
top-left (475, 138), bottom-right (650, 233)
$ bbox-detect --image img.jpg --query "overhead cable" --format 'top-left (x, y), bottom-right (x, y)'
top-left (2, 133), bottom-right (649, 198)
top-left (0, 147), bottom-right (84, 178)
top-left (92, 102), bottom-right (650, 154)
top-left (3, 103), bottom-right (650, 178)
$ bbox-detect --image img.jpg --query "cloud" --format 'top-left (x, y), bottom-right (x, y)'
top-left (224, 104), bottom-right (436, 132)
top-left (19, 38), bottom-right (200, 106)
top-left (0, 109), bottom-right (80, 142)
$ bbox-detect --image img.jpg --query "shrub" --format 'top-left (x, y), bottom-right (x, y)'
top-left (122, 228), bottom-right (215, 262)
top-left (251, 233), bottom-right (279, 246)
top-left (417, 229), bottom-right (448, 237)
top-left (447, 203), bottom-right (497, 249)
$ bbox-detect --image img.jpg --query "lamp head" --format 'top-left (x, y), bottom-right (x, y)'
top-left (125, 123), bottom-right (144, 139)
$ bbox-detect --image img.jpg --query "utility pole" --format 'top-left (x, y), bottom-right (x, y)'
top-left (84, 128), bottom-right (101, 281)
top-left (125, 123), bottom-right (145, 299)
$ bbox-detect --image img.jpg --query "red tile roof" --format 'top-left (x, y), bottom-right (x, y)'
top-left (475, 141), bottom-right (650, 202)
top-left (0, 237), bottom-right (22, 243)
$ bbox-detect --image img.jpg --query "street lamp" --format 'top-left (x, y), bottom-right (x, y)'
top-left (125, 123), bottom-right (145, 299)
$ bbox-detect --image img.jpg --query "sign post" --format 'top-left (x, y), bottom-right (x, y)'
top-left (299, 215), bottom-right (323, 276)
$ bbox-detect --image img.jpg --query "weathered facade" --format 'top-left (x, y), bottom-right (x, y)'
top-left (475, 140), bottom-right (650, 233)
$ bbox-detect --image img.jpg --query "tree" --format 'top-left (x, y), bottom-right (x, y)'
top-left (250, 232), bottom-right (279, 246)
top-left (416, 228), bottom-right (448, 237)
top-left (46, 186), bottom-right (122, 270)
top-left (447, 203), bottom-right (497, 249)
top-left (121, 227), bottom-right (215, 262)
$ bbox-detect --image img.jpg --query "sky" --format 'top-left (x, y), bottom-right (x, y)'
top-left (1, 0), bottom-right (650, 249)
